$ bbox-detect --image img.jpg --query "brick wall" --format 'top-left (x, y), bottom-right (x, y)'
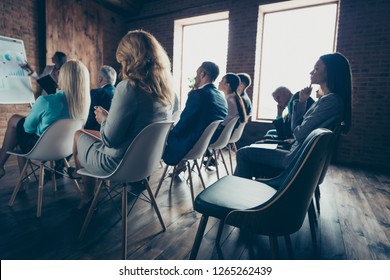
top-left (126, 0), bottom-right (390, 169)
top-left (0, 0), bottom-right (41, 139)
top-left (0, 0), bottom-right (126, 143)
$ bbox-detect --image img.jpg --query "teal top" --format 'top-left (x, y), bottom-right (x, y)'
top-left (24, 90), bottom-right (70, 136)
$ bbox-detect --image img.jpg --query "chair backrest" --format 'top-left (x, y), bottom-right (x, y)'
top-left (228, 120), bottom-right (247, 144)
top-left (183, 120), bottom-right (223, 160)
top-left (24, 118), bottom-right (83, 161)
top-left (317, 122), bottom-right (344, 185)
top-left (209, 116), bottom-right (239, 149)
top-left (172, 110), bottom-right (182, 125)
top-left (225, 128), bottom-right (333, 236)
top-left (109, 121), bottom-right (174, 183)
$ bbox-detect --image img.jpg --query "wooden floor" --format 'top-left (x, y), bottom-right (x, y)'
top-left (0, 152), bottom-right (389, 260)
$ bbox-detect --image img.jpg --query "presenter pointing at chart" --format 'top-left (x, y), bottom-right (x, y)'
top-left (20, 51), bottom-right (67, 98)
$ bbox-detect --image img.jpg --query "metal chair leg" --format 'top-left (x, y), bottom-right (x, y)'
top-left (189, 215), bottom-right (209, 260)
top-left (215, 221), bottom-right (225, 259)
top-left (284, 235), bottom-right (294, 259)
top-left (269, 236), bottom-right (279, 259)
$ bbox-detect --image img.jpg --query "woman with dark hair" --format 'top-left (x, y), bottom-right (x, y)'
top-left (234, 52), bottom-right (352, 179)
top-left (209, 73), bottom-right (247, 145)
top-left (220, 73), bottom-right (248, 125)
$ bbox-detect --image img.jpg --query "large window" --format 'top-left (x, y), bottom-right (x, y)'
top-left (173, 12), bottom-right (229, 109)
top-left (253, 0), bottom-right (339, 121)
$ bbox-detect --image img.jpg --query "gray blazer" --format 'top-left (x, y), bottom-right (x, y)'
top-left (96, 80), bottom-right (170, 160)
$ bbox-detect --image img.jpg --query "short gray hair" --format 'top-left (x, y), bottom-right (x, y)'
top-left (99, 65), bottom-right (117, 85)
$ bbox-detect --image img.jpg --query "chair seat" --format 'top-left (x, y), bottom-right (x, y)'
top-left (77, 167), bottom-right (111, 179)
top-left (194, 175), bottom-right (277, 219)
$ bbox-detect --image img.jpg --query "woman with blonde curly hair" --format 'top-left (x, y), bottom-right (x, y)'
top-left (73, 30), bottom-right (174, 207)
top-left (0, 59), bottom-right (90, 179)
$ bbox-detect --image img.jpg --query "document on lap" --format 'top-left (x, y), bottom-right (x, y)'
top-left (249, 143), bottom-right (278, 150)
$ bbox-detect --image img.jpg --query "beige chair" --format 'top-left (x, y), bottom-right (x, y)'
top-left (154, 120), bottom-right (223, 208)
top-left (77, 121), bottom-right (173, 260)
top-left (204, 116), bottom-right (239, 179)
top-left (7, 119), bottom-right (83, 217)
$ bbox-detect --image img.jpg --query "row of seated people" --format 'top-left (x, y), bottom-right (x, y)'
top-left (0, 29), bottom-right (351, 215)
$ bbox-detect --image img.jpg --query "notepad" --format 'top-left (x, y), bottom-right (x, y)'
top-left (37, 74), bottom-right (58, 95)
top-left (249, 143), bottom-right (278, 150)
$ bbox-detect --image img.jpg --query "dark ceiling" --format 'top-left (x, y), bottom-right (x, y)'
top-left (96, 0), bottom-right (155, 17)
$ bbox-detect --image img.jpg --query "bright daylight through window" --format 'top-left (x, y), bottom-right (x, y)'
top-left (254, 1), bottom-right (338, 121)
top-left (173, 12), bottom-right (229, 109)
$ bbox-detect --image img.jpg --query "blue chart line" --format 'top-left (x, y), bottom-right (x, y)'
top-left (8, 69), bottom-right (25, 77)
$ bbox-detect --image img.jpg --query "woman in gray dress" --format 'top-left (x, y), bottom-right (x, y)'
top-left (73, 30), bottom-right (174, 207)
top-left (234, 52), bottom-right (352, 179)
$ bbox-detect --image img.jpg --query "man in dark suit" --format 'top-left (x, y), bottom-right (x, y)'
top-left (163, 61), bottom-right (228, 168)
top-left (265, 86), bottom-right (315, 140)
top-left (84, 65), bottom-right (117, 131)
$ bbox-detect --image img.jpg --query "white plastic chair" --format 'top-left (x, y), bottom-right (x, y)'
top-left (204, 116), bottom-right (239, 179)
top-left (7, 118), bottom-right (84, 217)
top-left (226, 120), bottom-right (248, 174)
top-left (172, 109), bottom-right (182, 125)
top-left (77, 121), bottom-right (174, 260)
top-left (154, 120), bottom-right (223, 208)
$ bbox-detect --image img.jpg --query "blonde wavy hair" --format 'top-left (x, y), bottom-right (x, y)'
top-left (59, 59), bottom-right (91, 121)
top-left (116, 30), bottom-right (174, 106)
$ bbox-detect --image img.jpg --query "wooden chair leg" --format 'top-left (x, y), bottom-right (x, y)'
top-left (144, 180), bottom-right (166, 231)
top-left (187, 161), bottom-right (195, 209)
top-left (213, 149), bottom-right (220, 179)
top-left (64, 158), bottom-right (81, 193)
top-left (50, 161), bottom-right (57, 192)
top-left (154, 164), bottom-right (169, 197)
top-left (9, 160), bottom-right (29, 206)
top-left (37, 162), bottom-right (45, 218)
top-left (269, 236), bottom-right (279, 259)
top-left (79, 180), bottom-right (104, 240)
top-left (193, 160), bottom-right (205, 189)
top-left (189, 215), bottom-right (209, 260)
top-left (122, 184), bottom-right (128, 260)
top-left (218, 149), bottom-right (229, 175)
top-left (284, 235), bottom-right (294, 259)
top-left (227, 145), bottom-right (234, 174)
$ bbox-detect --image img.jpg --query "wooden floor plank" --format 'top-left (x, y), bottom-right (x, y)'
top-left (0, 155), bottom-right (389, 260)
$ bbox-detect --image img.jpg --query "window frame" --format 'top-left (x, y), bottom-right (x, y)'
top-left (252, 0), bottom-right (339, 122)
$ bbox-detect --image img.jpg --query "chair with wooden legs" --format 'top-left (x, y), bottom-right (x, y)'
top-left (204, 116), bottom-right (239, 179)
top-left (7, 119), bottom-right (83, 217)
top-left (226, 120), bottom-right (248, 174)
top-left (190, 128), bottom-right (333, 259)
top-left (77, 121), bottom-right (173, 260)
top-left (154, 120), bottom-right (223, 209)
